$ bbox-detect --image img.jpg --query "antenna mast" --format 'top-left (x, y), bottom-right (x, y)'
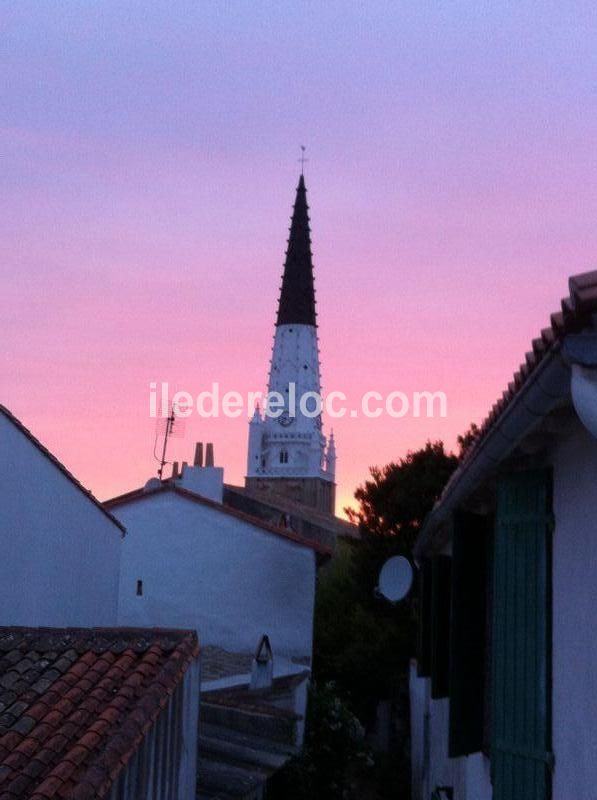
top-left (156, 404), bottom-right (177, 479)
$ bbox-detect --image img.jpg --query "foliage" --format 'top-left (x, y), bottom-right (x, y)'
top-left (313, 541), bottom-right (413, 721)
top-left (273, 434), bottom-right (471, 799)
top-left (345, 440), bottom-right (459, 550)
top-left (456, 422), bottom-right (480, 461)
top-left (267, 682), bottom-right (373, 800)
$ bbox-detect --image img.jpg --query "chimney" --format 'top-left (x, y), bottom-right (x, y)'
top-left (250, 635), bottom-right (273, 690)
top-left (176, 441), bottom-right (224, 503)
top-left (171, 461), bottom-right (179, 479)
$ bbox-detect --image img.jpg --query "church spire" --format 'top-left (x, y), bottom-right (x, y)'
top-left (276, 175), bottom-right (317, 327)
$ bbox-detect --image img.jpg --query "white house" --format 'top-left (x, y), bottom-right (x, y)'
top-left (0, 405), bottom-right (123, 626)
top-left (410, 271), bottom-right (597, 800)
top-left (107, 447), bottom-right (330, 664)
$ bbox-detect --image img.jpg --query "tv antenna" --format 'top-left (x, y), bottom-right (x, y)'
top-left (153, 403), bottom-right (185, 479)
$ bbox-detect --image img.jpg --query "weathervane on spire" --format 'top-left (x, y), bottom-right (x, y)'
top-left (298, 145), bottom-right (308, 175)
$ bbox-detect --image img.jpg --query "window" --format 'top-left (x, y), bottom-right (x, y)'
top-left (448, 511), bottom-right (491, 757)
top-left (136, 580), bottom-right (143, 596)
top-left (417, 560), bottom-right (433, 677)
top-left (279, 449), bottom-right (289, 464)
top-left (431, 555), bottom-right (452, 699)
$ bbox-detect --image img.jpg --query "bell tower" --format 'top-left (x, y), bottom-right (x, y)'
top-left (245, 174), bottom-right (336, 514)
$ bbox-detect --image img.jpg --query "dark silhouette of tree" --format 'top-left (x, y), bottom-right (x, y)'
top-left (346, 440), bottom-right (459, 553)
top-left (456, 422), bottom-right (480, 462)
top-left (282, 432), bottom-right (476, 799)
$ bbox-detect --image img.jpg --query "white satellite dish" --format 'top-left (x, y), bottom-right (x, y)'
top-left (377, 556), bottom-right (414, 603)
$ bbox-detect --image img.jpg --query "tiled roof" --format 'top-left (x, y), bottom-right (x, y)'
top-left (0, 626), bottom-right (198, 800)
top-left (105, 484), bottom-right (332, 556)
top-left (224, 484), bottom-right (357, 537)
top-left (201, 646), bottom-right (312, 684)
top-left (416, 271), bottom-right (597, 557)
top-left (0, 406), bottom-right (125, 534)
top-left (201, 647), bottom-right (254, 683)
top-left (460, 270), bottom-right (597, 466)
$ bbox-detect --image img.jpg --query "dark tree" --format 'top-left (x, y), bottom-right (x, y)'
top-left (346, 440), bottom-right (459, 553)
top-left (303, 434), bottom-right (473, 799)
top-left (456, 422), bottom-right (480, 461)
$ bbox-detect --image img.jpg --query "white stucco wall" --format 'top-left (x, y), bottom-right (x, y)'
top-left (409, 663), bottom-right (492, 800)
top-left (412, 417), bottom-right (597, 800)
top-left (551, 419), bottom-right (597, 800)
top-left (115, 491), bottom-right (316, 658)
top-left (0, 413), bottom-right (122, 626)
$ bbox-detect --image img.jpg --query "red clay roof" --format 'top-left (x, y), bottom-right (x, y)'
top-left (459, 270), bottom-right (597, 466)
top-left (0, 406), bottom-right (125, 535)
top-left (0, 626), bottom-right (198, 799)
top-left (104, 483), bottom-right (332, 556)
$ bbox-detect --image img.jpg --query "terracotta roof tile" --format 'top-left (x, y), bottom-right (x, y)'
top-left (460, 271), bottom-right (597, 467)
top-left (0, 626), bottom-right (198, 799)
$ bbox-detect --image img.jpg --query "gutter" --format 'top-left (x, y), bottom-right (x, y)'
top-left (414, 342), bottom-right (571, 560)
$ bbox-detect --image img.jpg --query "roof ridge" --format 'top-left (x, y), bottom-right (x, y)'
top-left (458, 269), bottom-right (597, 468)
top-left (0, 405), bottom-right (125, 534)
top-left (105, 484), bottom-right (332, 556)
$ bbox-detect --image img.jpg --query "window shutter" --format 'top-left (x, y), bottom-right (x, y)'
top-left (448, 511), bottom-right (490, 757)
top-left (431, 555), bottom-right (452, 699)
top-left (491, 469), bottom-right (553, 800)
top-left (417, 559), bottom-right (433, 677)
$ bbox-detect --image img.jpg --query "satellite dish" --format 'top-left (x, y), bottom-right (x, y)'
top-left (377, 556), bottom-right (413, 603)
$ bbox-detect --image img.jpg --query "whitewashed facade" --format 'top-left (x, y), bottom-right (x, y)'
top-left (410, 272), bottom-right (597, 800)
top-left (0, 406), bottom-right (122, 627)
top-left (110, 461), bottom-right (325, 661)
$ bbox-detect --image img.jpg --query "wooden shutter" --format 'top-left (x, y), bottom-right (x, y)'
top-left (448, 511), bottom-right (490, 757)
top-left (431, 555), bottom-right (452, 699)
top-left (491, 469), bottom-right (553, 800)
top-left (417, 559), bottom-right (432, 677)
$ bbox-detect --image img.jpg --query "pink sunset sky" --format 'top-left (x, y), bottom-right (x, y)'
top-left (3, 2), bottom-right (597, 515)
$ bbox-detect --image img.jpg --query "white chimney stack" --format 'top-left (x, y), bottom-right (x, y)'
top-left (176, 441), bottom-right (224, 503)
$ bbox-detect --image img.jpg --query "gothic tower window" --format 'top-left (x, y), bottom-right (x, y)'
top-left (280, 449), bottom-right (289, 464)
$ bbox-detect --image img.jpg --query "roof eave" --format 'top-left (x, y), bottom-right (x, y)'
top-left (414, 343), bottom-right (570, 560)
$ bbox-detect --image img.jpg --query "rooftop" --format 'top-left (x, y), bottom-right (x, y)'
top-left (459, 270), bottom-right (597, 464)
top-left (417, 270), bottom-right (597, 555)
top-left (0, 626), bottom-right (198, 800)
top-left (0, 406), bottom-right (125, 535)
top-left (105, 483), bottom-right (332, 556)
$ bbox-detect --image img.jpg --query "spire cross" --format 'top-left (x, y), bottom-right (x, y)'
top-left (298, 145), bottom-right (308, 174)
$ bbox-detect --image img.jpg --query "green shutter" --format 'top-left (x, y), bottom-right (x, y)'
top-left (491, 470), bottom-right (553, 800)
top-left (431, 555), bottom-right (452, 699)
top-left (449, 511), bottom-right (490, 757)
top-left (417, 559), bottom-right (432, 677)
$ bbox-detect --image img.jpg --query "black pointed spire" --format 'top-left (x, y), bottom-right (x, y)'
top-left (276, 174), bottom-right (317, 327)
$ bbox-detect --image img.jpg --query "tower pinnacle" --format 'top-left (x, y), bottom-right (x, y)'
top-left (246, 173), bottom-right (335, 515)
top-left (276, 175), bottom-right (317, 327)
